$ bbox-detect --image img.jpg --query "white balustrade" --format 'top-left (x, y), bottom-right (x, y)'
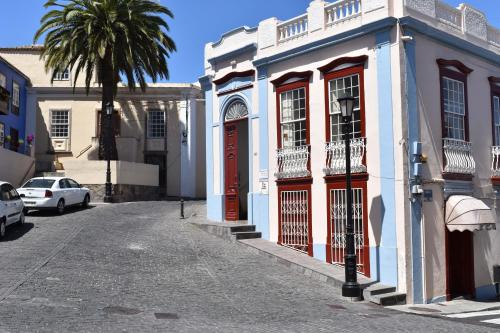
top-left (491, 146), bottom-right (500, 177)
top-left (443, 138), bottom-right (475, 174)
top-left (435, 1), bottom-right (463, 30)
top-left (325, 0), bottom-right (362, 27)
top-left (277, 14), bottom-right (308, 44)
top-left (487, 26), bottom-right (500, 47)
top-left (324, 137), bottom-right (367, 176)
top-left (275, 145), bottom-right (310, 179)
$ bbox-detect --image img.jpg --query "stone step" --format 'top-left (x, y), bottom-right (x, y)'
top-left (362, 283), bottom-right (396, 299)
top-left (229, 225), bottom-right (256, 233)
top-left (368, 292), bottom-right (407, 306)
top-left (233, 231), bottom-right (262, 240)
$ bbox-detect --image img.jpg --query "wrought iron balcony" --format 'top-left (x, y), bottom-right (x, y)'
top-left (275, 145), bottom-right (310, 179)
top-left (443, 138), bottom-right (475, 175)
top-left (491, 146), bottom-right (500, 177)
top-left (324, 137), bottom-right (366, 176)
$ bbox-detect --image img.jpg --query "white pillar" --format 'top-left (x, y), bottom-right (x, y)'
top-left (180, 94), bottom-right (198, 198)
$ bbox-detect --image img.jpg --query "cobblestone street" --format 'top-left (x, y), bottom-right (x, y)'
top-left (0, 202), bottom-right (496, 332)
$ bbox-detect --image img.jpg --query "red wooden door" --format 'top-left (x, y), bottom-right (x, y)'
top-left (224, 123), bottom-right (239, 221)
top-left (447, 230), bottom-right (475, 299)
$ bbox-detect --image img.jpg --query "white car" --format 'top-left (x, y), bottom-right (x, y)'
top-left (18, 177), bottom-right (91, 214)
top-left (0, 181), bottom-right (25, 238)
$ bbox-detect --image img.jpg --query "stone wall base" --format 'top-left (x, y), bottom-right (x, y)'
top-left (85, 184), bottom-right (160, 203)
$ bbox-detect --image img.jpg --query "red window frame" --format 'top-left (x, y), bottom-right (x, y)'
top-left (325, 178), bottom-right (370, 277)
top-left (275, 78), bottom-right (311, 150)
top-left (489, 76), bottom-right (500, 146)
top-left (323, 65), bottom-right (366, 142)
top-left (277, 182), bottom-right (313, 256)
top-left (437, 59), bottom-right (473, 142)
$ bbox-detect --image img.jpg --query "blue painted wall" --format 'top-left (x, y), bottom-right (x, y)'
top-left (0, 58), bottom-right (28, 154)
top-left (375, 30), bottom-right (398, 287)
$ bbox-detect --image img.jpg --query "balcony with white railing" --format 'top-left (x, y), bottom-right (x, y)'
top-left (275, 145), bottom-right (311, 179)
top-left (491, 146), bottom-right (500, 177)
top-left (324, 138), bottom-right (367, 176)
top-left (442, 138), bottom-right (475, 175)
top-left (325, 0), bottom-right (362, 28)
top-left (488, 26), bottom-right (500, 47)
top-left (277, 14), bottom-right (309, 44)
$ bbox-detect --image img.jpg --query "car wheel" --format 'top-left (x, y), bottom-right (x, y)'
top-left (82, 194), bottom-right (90, 208)
top-left (57, 199), bottom-right (65, 215)
top-left (0, 219), bottom-right (6, 239)
top-left (17, 211), bottom-right (25, 226)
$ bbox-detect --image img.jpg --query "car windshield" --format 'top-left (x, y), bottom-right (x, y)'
top-left (22, 179), bottom-right (56, 189)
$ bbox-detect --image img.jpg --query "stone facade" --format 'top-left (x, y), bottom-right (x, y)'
top-left (85, 184), bottom-right (160, 203)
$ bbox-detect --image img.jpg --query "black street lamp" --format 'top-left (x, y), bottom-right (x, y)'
top-left (103, 102), bottom-right (113, 203)
top-left (338, 94), bottom-right (361, 298)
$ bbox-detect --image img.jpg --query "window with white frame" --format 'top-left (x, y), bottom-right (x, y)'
top-left (12, 81), bottom-right (20, 114)
top-left (329, 74), bottom-right (361, 142)
top-left (53, 69), bottom-right (70, 81)
top-left (50, 110), bottom-right (70, 138)
top-left (280, 87), bottom-right (306, 148)
top-left (442, 77), bottom-right (466, 141)
top-left (148, 110), bottom-right (166, 138)
top-left (0, 73), bottom-right (6, 88)
top-left (494, 96), bottom-right (500, 146)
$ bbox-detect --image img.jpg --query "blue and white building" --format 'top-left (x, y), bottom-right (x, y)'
top-left (0, 55), bottom-right (36, 186)
top-left (200, 0), bottom-right (500, 304)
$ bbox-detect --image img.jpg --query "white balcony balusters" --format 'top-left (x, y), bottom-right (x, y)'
top-left (487, 26), bottom-right (500, 47)
top-left (325, 0), bottom-right (362, 27)
top-left (277, 14), bottom-right (308, 44)
top-left (275, 145), bottom-right (310, 179)
top-left (324, 138), bottom-right (366, 176)
top-left (443, 138), bottom-right (475, 174)
top-left (491, 146), bottom-right (500, 177)
top-left (435, 1), bottom-right (463, 30)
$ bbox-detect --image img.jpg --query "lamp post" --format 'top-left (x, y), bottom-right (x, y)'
top-left (338, 95), bottom-right (361, 298)
top-left (103, 102), bottom-right (113, 203)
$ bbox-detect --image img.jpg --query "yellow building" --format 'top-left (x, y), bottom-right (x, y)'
top-left (0, 46), bottom-right (205, 201)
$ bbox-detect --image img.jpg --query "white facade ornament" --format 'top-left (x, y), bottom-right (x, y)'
top-left (460, 4), bottom-right (488, 41)
top-left (307, 0), bottom-right (326, 33)
top-left (258, 18), bottom-right (278, 50)
top-left (404, 0), bottom-right (436, 18)
top-left (363, 0), bottom-right (386, 14)
top-left (224, 101), bottom-right (248, 122)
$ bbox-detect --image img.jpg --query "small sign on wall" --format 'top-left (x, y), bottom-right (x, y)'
top-left (423, 189), bottom-right (433, 202)
top-left (259, 169), bottom-right (269, 195)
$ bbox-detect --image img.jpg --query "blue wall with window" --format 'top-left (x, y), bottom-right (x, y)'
top-left (0, 57), bottom-right (29, 154)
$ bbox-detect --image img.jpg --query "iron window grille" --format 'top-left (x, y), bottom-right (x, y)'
top-left (12, 82), bottom-right (19, 115)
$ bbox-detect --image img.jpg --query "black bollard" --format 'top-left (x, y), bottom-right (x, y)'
top-left (180, 199), bottom-right (185, 219)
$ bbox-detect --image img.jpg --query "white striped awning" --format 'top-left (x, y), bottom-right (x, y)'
top-left (445, 195), bottom-right (497, 232)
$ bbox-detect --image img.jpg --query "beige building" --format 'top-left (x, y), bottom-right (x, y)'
top-left (0, 46), bottom-right (205, 201)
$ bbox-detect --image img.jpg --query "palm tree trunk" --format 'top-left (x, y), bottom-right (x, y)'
top-left (98, 58), bottom-right (118, 161)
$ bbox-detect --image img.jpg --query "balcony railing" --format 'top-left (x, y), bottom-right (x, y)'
top-left (275, 145), bottom-right (310, 179)
top-left (277, 14), bottom-right (308, 44)
top-left (435, 1), bottom-right (462, 30)
top-left (443, 138), bottom-right (475, 175)
top-left (324, 137), bottom-right (366, 176)
top-left (491, 146), bottom-right (500, 177)
top-left (325, 0), bottom-right (362, 28)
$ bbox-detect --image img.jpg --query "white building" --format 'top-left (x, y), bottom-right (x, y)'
top-left (200, 0), bottom-right (500, 304)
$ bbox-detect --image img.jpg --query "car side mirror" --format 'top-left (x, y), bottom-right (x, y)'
top-left (20, 194), bottom-right (25, 198)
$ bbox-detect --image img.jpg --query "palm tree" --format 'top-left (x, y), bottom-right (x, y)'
top-left (34, 0), bottom-right (176, 160)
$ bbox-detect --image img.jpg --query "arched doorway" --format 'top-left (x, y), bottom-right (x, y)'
top-left (224, 100), bottom-right (249, 221)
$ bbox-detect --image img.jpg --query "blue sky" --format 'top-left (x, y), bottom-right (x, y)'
top-left (0, 1), bottom-right (497, 83)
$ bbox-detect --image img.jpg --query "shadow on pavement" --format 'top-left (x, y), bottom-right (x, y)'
top-left (27, 205), bottom-right (96, 217)
top-left (1, 223), bottom-right (34, 242)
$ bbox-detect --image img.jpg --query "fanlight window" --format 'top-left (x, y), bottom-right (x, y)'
top-left (224, 101), bottom-right (248, 122)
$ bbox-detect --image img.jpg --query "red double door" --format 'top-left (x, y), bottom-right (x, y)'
top-left (224, 122), bottom-right (239, 221)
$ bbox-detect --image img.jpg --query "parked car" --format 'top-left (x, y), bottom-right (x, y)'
top-left (0, 181), bottom-right (25, 238)
top-left (17, 177), bottom-right (90, 214)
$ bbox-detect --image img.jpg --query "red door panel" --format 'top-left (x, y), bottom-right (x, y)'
top-left (224, 124), bottom-right (239, 221)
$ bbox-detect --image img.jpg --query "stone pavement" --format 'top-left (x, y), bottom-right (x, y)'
top-left (0, 201), bottom-right (496, 332)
